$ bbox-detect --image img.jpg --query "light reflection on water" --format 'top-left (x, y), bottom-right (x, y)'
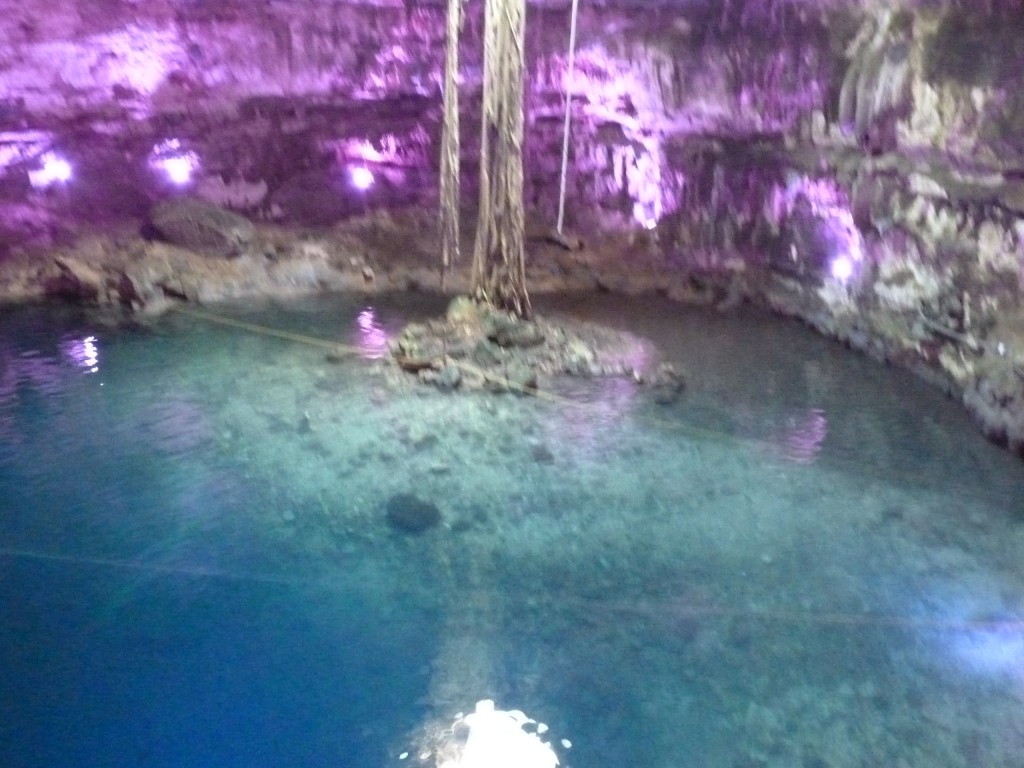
top-left (60, 334), bottom-right (100, 373)
top-left (355, 306), bottom-right (390, 359)
top-left (766, 407), bottom-right (828, 464)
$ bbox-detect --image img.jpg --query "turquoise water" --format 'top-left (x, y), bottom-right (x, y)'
top-left (2, 294), bottom-right (1024, 768)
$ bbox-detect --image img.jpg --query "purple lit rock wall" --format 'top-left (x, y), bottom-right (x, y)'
top-left (2, 2), bottom-right (1023, 232)
top-left (1, 3), bottom-right (1023, 320)
top-left (3, 0), bottom-right (1024, 444)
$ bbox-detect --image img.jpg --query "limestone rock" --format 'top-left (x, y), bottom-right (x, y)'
top-left (471, 339), bottom-right (504, 367)
top-left (435, 363), bottom-right (462, 390)
top-left (503, 363), bottom-right (539, 393)
top-left (45, 257), bottom-right (107, 302)
top-left (562, 339), bottom-right (597, 376)
top-left (963, 365), bottom-right (1024, 452)
top-left (149, 198), bottom-right (255, 256)
top-left (487, 316), bottom-right (545, 348)
top-left (446, 295), bottom-right (486, 325)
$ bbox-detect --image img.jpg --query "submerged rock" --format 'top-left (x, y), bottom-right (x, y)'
top-left (647, 363), bottom-right (687, 405)
top-left (384, 493), bottom-right (442, 534)
top-left (488, 316), bottom-right (546, 348)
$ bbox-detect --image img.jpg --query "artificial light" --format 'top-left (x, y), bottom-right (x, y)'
top-left (350, 165), bottom-right (374, 191)
top-left (160, 155), bottom-right (195, 185)
top-left (831, 254), bottom-right (854, 282)
top-left (149, 139), bottom-right (199, 185)
top-left (402, 700), bottom-right (568, 768)
top-left (29, 153), bottom-right (73, 188)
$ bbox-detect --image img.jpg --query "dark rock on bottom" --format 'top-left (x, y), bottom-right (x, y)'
top-left (385, 493), bottom-right (443, 534)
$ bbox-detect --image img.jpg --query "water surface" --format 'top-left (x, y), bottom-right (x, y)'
top-left (2, 294), bottom-right (1023, 768)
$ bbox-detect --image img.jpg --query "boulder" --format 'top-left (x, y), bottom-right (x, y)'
top-left (149, 198), bottom-right (255, 256)
top-left (385, 493), bottom-right (442, 534)
top-left (487, 316), bottom-right (546, 348)
top-left (446, 295), bottom-right (486, 325)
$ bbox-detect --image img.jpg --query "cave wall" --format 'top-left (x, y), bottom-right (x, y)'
top-left (2, 0), bottom-right (1024, 444)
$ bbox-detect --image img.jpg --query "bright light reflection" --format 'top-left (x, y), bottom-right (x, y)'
top-left (355, 308), bottom-right (389, 359)
top-left (952, 616), bottom-right (1024, 678)
top-left (913, 581), bottom-right (1024, 684)
top-left (149, 139), bottom-right (199, 185)
top-left (405, 700), bottom-right (565, 768)
top-left (350, 165), bottom-right (375, 191)
top-left (831, 255), bottom-right (854, 282)
top-left (761, 408), bottom-right (827, 464)
top-left (29, 153), bottom-right (73, 188)
top-left (61, 335), bottom-right (100, 373)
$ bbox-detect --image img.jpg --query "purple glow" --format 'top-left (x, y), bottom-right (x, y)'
top-left (0, 130), bottom-right (53, 171)
top-left (29, 153), bottom-right (73, 188)
top-left (62, 335), bottom-right (100, 373)
top-left (160, 155), bottom-right (196, 185)
top-left (831, 255), bottom-right (854, 282)
top-left (774, 175), bottom-right (866, 281)
top-left (350, 166), bottom-right (375, 191)
top-left (149, 139), bottom-right (198, 185)
top-left (355, 308), bottom-right (389, 359)
top-left (759, 408), bottom-right (828, 464)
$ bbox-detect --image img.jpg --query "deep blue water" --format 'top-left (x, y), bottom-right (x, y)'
top-left (3, 296), bottom-right (1024, 768)
top-left (0, 303), bottom-right (438, 768)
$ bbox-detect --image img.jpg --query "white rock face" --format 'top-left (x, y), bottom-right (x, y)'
top-left (873, 243), bottom-right (943, 312)
top-left (977, 220), bottom-right (1020, 275)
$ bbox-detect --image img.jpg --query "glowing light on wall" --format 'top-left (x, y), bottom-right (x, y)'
top-left (29, 153), bottom-right (73, 189)
top-left (774, 174), bottom-right (866, 282)
top-left (953, 614), bottom-right (1024, 679)
top-left (161, 155), bottom-right (195, 185)
top-left (349, 166), bottom-right (375, 191)
top-left (149, 139), bottom-right (198, 185)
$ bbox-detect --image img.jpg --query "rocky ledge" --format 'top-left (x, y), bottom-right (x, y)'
top-left (391, 294), bottom-right (686, 404)
top-left (1, 196), bottom-right (1023, 458)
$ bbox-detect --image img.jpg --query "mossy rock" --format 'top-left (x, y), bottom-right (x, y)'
top-left (446, 295), bottom-right (487, 325)
top-left (487, 316), bottom-right (545, 348)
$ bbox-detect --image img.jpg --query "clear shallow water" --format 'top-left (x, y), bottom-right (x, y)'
top-left (2, 294), bottom-right (1024, 768)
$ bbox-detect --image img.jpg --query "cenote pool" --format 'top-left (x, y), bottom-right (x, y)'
top-left (2, 292), bottom-right (1024, 768)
